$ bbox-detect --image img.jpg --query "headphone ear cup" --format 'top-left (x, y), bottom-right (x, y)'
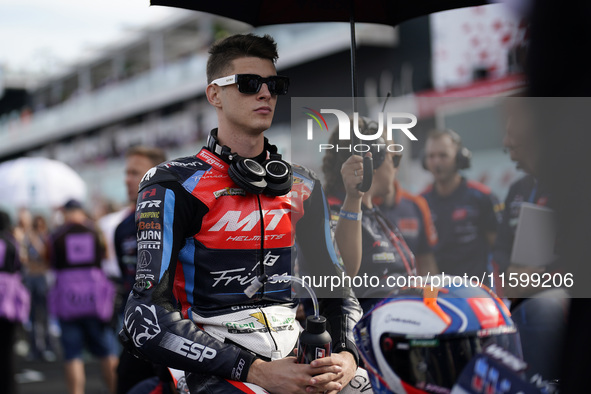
top-left (456, 147), bottom-right (472, 170)
top-left (262, 159), bottom-right (293, 196)
top-left (228, 158), bottom-right (267, 195)
top-left (368, 137), bottom-right (387, 169)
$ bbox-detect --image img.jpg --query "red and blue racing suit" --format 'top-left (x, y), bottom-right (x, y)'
top-left (122, 144), bottom-right (362, 387)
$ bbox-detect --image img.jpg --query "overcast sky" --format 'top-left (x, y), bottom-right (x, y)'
top-left (0, 0), bottom-right (195, 77)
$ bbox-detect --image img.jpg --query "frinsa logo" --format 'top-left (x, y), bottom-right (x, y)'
top-left (209, 209), bottom-right (290, 232)
top-left (304, 107), bottom-right (418, 153)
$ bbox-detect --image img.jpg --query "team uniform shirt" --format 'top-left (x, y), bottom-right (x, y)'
top-left (328, 196), bottom-right (415, 313)
top-left (377, 181), bottom-right (438, 255)
top-left (492, 174), bottom-right (551, 273)
top-left (49, 221), bottom-right (104, 271)
top-left (47, 219), bottom-right (116, 364)
top-left (421, 177), bottom-right (501, 278)
top-left (123, 142), bottom-right (362, 383)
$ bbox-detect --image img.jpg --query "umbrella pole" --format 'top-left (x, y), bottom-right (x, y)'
top-left (350, 7), bottom-right (373, 192)
top-left (349, 15), bottom-right (358, 109)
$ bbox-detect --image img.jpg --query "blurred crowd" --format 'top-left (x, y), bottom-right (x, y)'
top-left (1, 0), bottom-right (589, 389)
top-left (0, 107), bottom-right (569, 393)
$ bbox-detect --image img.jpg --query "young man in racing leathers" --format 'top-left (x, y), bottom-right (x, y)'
top-left (121, 33), bottom-right (362, 394)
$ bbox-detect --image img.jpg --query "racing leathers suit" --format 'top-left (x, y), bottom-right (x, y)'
top-left (122, 142), bottom-right (362, 387)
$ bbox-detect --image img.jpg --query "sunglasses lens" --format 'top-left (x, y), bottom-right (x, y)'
top-left (237, 75), bottom-right (262, 94)
top-left (268, 77), bottom-right (289, 95)
top-left (236, 75), bottom-right (289, 95)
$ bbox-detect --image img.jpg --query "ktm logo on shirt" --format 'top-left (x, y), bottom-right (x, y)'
top-left (209, 209), bottom-right (290, 232)
top-left (452, 208), bottom-right (468, 221)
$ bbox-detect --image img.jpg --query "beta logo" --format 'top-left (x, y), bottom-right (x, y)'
top-left (138, 221), bottom-right (161, 230)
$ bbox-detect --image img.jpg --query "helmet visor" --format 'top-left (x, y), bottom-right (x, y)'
top-left (380, 327), bottom-right (522, 392)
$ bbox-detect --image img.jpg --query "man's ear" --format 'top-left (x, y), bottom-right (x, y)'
top-left (206, 84), bottom-right (222, 108)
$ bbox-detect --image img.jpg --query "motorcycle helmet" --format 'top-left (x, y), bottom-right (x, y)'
top-left (353, 276), bottom-right (521, 394)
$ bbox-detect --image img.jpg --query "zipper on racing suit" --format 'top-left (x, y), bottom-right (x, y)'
top-left (255, 194), bottom-right (279, 353)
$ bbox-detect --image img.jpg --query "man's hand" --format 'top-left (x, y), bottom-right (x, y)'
top-left (341, 154), bottom-right (367, 199)
top-left (247, 357), bottom-right (340, 394)
top-left (246, 352), bottom-right (356, 394)
top-left (307, 351), bottom-right (357, 394)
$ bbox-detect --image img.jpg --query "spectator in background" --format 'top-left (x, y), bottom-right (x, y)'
top-left (421, 129), bottom-right (502, 278)
top-left (18, 210), bottom-right (57, 362)
top-left (492, 98), bottom-right (567, 381)
top-left (526, 3), bottom-right (591, 391)
top-left (114, 146), bottom-right (167, 394)
top-left (48, 200), bottom-right (118, 394)
top-left (322, 119), bottom-right (418, 314)
top-left (0, 210), bottom-right (30, 394)
top-left (493, 99), bottom-right (551, 283)
top-left (374, 152), bottom-right (439, 277)
top-left (97, 200), bottom-right (128, 283)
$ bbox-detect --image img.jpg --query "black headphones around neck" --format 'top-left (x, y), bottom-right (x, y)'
top-left (207, 129), bottom-right (293, 196)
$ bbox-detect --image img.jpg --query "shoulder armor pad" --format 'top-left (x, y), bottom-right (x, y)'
top-left (292, 163), bottom-right (319, 181)
top-left (292, 163), bottom-right (317, 192)
top-left (139, 156), bottom-right (211, 190)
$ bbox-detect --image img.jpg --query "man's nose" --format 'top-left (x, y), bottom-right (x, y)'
top-left (257, 82), bottom-right (272, 99)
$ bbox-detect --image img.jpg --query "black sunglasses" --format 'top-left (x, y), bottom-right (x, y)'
top-left (210, 74), bottom-right (290, 95)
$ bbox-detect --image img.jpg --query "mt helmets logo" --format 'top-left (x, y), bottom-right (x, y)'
top-left (303, 107), bottom-right (418, 153)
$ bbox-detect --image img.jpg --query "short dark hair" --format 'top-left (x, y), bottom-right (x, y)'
top-left (426, 129), bottom-right (463, 148)
top-left (126, 146), bottom-right (167, 167)
top-left (206, 33), bottom-right (279, 83)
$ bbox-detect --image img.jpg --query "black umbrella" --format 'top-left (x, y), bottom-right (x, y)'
top-left (151, 0), bottom-right (487, 190)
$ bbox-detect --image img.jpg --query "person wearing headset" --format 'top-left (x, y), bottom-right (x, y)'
top-left (120, 33), bottom-right (362, 394)
top-left (492, 99), bottom-right (567, 382)
top-left (322, 119), bottom-right (419, 314)
top-left (421, 129), bottom-right (502, 279)
top-left (492, 99), bottom-right (552, 287)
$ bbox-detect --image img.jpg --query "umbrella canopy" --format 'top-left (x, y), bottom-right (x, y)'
top-left (151, 0), bottom-right (487, 191)
top-left (150, 0), bottom-right (487, 99)
top-left (150, 0), bottom-right (486, 27)
top-left (0, 157), bottom-right (87, 210)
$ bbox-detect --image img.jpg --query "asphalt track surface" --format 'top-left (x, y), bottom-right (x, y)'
top-left (16, 355), bottom-right (110, 394)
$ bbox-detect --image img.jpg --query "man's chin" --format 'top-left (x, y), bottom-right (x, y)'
top-left (249, 123), bottom-right (273, 135)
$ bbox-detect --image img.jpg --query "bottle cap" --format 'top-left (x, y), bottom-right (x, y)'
top-left (306, 315), bottom-right (327, 334)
